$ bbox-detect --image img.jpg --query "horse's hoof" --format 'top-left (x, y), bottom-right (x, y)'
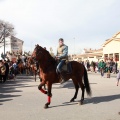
top-left (44, 104), bottom-right (49, 109)
top-left (78, 101), bottom-right (84, 105)
top-left (70, 99), bottom-right (74, 102)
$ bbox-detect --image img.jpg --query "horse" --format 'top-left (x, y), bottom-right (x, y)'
top-left (27, 57), bottom-right (38, 81)
top-left (17, 61), bottom-right (25, 74)
top-left (31, 44), bottom-right (92, 109)
top-left (28, 57), bottom-right (46, 90)
top-left (24, 60), bottom-right (32, 75)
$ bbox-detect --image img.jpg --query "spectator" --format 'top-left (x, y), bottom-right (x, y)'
top-left (91, 61), bottom-right (96, 72)
top-left (87, 60), bottom-right (90, 71)
top-left (3, 59), bottom-right (9, 80)
top-left (13, 61), bottom-right (18, 77)
top-left (0, 60), bottom-right (6, 83)
top-left (117, 70), bottom-right (120, 86)
top-left (99, 60), bottom-right (106, 77)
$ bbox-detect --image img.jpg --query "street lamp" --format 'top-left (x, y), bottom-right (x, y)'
top-left (73, 37), bottom-right (75, 55)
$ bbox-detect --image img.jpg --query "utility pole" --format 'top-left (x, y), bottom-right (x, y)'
top-left (73, 37), bottom-right (75, 55)
top-left (3, 25), bottom-right (6, 58)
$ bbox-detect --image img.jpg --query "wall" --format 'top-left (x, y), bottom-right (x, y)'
top-left (103, 40), bottom-right (120, 54)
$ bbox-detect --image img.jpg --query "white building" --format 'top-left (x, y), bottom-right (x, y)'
top-left (0, 36), bottom-right (24, 61)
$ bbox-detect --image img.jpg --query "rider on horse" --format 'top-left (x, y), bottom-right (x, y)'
top-left (56, 38), bottom-right (68, 84)
top-left (17, 55), bottom-right (22, 64)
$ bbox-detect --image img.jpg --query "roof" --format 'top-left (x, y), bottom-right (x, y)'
top-left (75, 53), bottom-right (103, 58)
top-left (74, 48), bottom-right (103, 59)
top-left (84, 48), bottom-right (103, 53)
top-left (102, 32), bottom-right (120, 47)
top-left (11, 36), bottom-right (23, 43)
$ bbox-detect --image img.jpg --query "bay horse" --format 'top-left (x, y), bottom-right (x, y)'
top-left (28, 57), bottom-right (46, 89)
top-left (31, 44), bottom-right (92, 109)
top-left (17, 62), bottom-right (24, 74)
top-left (27, 57), bottom-right (38, 81)
top-left (25, 60), bottom-right (32, 75)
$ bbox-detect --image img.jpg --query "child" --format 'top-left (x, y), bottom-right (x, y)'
top-left (116, 70), bottom-right (120, 86)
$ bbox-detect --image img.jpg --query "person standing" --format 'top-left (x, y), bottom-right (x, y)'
top-left (0, 60), bottom-right (6, 83)
top-left (99, 60), bottom-right (106, 77)
top-left (13, 61), bottom-right (18, 77)
top-left (87, 60), bottom-right (90, 71)
top-left (116, 69), bottom-right (120, 86)
top-left (4, 60), bottom-right (9, 81)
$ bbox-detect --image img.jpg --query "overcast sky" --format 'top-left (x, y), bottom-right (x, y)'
top-left (0, 0), bottom-right (120, 54)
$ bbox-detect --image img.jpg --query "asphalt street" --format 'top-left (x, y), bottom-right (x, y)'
top-left (0, 73), bottom-right (120, 120)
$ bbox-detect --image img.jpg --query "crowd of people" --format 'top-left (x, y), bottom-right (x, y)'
top-left (0, 55), bottom-right (120, 86)
top-left (80, 59), bottom-right (120, 86)
top-left (0, 59), bottom-right (10, 83)
top-left (81, 60), bottom-right (118, 76)
top-left (0, 57), bottom-right (27, 83)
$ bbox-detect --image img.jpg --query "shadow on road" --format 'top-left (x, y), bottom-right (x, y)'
top-left (0, 75), bottom-right (37, 105)
top-left (49, 94), bottom-right (120, 108)
top-left (49, 102), bottom-right (78, 108)
top-left (85, 94), bottom-right (120, 104)
top-left (53, 80), bottom-right (97, 89)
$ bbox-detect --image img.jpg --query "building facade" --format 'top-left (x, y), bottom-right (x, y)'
top-left (73, 31), bottom-right (120, 66)
top-left (0, 36), bottom-right (24, 61)
top-left (73, 48), bottom-right (103, 62)
top-left (102, 32), bottom-right (120, 63)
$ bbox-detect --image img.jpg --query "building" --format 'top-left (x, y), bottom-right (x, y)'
top-left (73, 48), bottom-right (103, 62)
top-left (102, 32), bottom-right (120, 63)
top-left (0, 36), bottom-right (24, 61)
top-left (73, 31), bottom-right (120, 66)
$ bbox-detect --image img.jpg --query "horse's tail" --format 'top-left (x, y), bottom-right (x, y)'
top-left (83, 66), bottom-right (92, 96)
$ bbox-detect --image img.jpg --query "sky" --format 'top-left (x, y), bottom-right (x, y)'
top-left (0, 0), bottom-right (120, 54)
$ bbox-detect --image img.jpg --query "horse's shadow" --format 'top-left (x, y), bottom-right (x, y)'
top-left (53, 80), bottom-right (97, 89)
top-left (49, 94), bottom-right (120, 108)
top-left (85, 94), bottom-right (120, 104)
top-left (49, 102), bottom-right (78, 108)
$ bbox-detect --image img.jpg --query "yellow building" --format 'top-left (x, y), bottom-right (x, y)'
top-left (73, 31), bottom-right (120, 66)
top-left (102, 32), bottom-right (120, 64)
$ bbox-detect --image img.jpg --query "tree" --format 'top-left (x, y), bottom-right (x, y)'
top-left (0, 20), bottom-right (15, 45)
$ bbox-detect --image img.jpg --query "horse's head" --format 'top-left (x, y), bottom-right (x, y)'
top-left (31, 44), bottom-right (45, 61)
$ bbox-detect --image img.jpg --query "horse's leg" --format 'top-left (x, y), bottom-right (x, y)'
top-left (35, 70), bottom-right (36, 82)
top-left (39, 76), bottom-right (46, 89)
top-left (78, 76), bottom-right (85, 105)
top-left (70, 78), bottom-right (79, 102)
top-left (44, 83), bottom-right (52, 109)
top-left (44, 84), bottom-right (46, 90)
top-left (25, 68), bottom-right (27, 75)
top-left (38, 81), bottom-right (47, 95)
top-left (20, 67), bottom-right (22, 74)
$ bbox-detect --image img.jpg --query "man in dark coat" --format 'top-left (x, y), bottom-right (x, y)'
top-left (3, 60), bottom-right (9, 81)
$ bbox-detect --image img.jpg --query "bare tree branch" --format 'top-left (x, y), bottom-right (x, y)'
top-left (0, 20), bottom-right (15, 44)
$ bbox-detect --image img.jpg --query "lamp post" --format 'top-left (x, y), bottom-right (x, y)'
top-left (3, 25), bottom-right (6, 58)
top-left (73, 37), bottom-right (75, 55)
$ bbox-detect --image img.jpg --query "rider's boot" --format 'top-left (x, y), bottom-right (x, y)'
top-left (60, 71), bottom-right (67, 84)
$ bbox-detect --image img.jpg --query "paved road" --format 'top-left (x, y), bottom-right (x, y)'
top-left (0, 73), bottom-right (120, 120)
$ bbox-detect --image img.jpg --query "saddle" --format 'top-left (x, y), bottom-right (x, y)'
top-left (56, 60), bottom-right (72, 74)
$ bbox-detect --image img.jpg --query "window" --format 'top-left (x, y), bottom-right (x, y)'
top-left (115, 53), bottom-right (119, 61)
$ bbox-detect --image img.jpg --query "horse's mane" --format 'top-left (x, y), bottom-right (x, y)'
top-left (38, 45), bottom-right (56, 65)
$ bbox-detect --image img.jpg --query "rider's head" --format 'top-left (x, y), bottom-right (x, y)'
top-left (59, 38), bottom-right (64, 46)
